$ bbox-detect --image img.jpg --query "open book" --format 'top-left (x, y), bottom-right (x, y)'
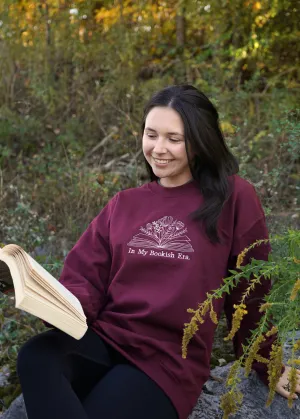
top-left (0, 244), bottom-right (87, 340)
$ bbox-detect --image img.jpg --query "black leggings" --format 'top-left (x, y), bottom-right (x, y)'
top-left (17, 328), bottom-right (178, 419)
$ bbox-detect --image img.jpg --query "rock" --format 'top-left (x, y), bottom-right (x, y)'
top-left (0, 367), bottom-right (9, 388)
top-left (1, 364), bottom-right (299, 419)
top-left (0, 395), bottom-right (27, 419)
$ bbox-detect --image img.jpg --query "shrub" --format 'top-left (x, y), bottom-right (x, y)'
top-left (182, 229), bottom-right (300, 418)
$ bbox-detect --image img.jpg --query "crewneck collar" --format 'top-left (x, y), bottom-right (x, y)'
top-left (157, 178), bottom-right (194, 187)
top-left (147, 179), bottom-right (199, 197)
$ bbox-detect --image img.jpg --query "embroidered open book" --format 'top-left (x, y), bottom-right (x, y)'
top-left (0, 244), bottom-right (87, 340)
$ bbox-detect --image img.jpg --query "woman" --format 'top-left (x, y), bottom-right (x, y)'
top-left (17, 85), bottom-right (300, 419)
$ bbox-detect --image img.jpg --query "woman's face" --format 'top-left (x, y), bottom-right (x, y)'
top-left (142, 106), bottom-right (193, 187)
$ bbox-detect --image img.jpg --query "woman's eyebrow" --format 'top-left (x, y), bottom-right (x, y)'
top-left (145, 127), bottom-right (184, 137)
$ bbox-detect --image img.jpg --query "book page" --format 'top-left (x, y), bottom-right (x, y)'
top-left (24, 272), bottom-right (85, 320)
top-left (25, 253), bottom-right (85, 318)
top-left (22, 285), bottom-right (86, 326)
top-left (20, 294), bottom-right (87, 340)
top-left (1, 245), bottom-right (86, 322)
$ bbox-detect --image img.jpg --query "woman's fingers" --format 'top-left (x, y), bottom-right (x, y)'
top-left (276, 384), bottom-right (299, 400)
top-left (275, 366), bottom-right (300, 399)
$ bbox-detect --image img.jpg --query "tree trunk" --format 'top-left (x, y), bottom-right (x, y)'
top-left (176, 13), bottom-right (185, 47)
top-left (42, 1), bottom-right (51, 46)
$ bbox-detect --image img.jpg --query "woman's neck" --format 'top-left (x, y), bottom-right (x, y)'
top-left (157, 178), bottom-right (194, 187)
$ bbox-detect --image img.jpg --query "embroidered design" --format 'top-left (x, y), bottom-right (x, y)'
top-left (127, 216), bottom-right (194, 252)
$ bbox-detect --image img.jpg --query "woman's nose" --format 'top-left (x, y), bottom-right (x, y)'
top-left (153, 138), bottom-right (167, 154)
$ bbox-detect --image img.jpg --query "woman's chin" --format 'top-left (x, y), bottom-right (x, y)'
top-left (152, 168), bottom-right (171, 178)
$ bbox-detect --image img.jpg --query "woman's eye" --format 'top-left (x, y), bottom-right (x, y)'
top-left (169, 138), bottom-right (181, 143)
top-left (146, 133), bottom-right (156, 138)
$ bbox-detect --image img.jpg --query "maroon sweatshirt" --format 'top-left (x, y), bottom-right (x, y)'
top-left (59, 175), bottom-right (274, 419)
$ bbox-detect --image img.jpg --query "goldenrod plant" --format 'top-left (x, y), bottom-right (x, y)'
top-left (182, 229), bottom-right (300, 418)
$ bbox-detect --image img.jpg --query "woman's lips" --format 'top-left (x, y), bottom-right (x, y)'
top-left (152, 157), bottom-right (174, 166)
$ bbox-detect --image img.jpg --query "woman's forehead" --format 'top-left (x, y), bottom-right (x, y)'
top-left (145, 107), bottom-right (184, 134)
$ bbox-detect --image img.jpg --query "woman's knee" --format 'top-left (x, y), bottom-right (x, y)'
top-left (17, 330), bottom-right (67, 376)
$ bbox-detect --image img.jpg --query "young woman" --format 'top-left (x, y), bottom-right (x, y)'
top-left (17, 85), bottom-right (300, 419)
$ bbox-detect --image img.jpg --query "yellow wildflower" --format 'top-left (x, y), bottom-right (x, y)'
top-left (293, 340), bottom-right (300, 351)
top-left (236, 239), bottom-right (269, 269)
top-left (220, 390), bottom-right (243, 419)
top-left (182, 300), bottom-right (211, 358)
top-left (287, 358), bottom-right (300, 366)
top-left (237, 248), bottom-right (248, 269)
top-left (245, 334), bottom-right (266, 376)
top-left (226, 361), bottom-right (240, 386)
top-left (255, 354), bottom-right (269, 364)
top-left (224, 304), bottom-right (248, 341)
top-left (259, 302), bottom-right (273, 312)
top-left (266, 343), bottom-right (284, 407)
top-left (182, 317), bottom-right (199, 359)
top-left (266, 326), bottom-right (278, 337)
top-left (290, 279), bottom-right (300, 301)
top-left (288, 367), bottom-right (298, 408)
top-left (209, 303), bottom-right (218, 325)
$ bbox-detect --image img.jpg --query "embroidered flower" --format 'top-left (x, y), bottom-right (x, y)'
top-left (175, 221), bottom-right (184, 230)
top-left (159, 216), bottom-right (173, 227)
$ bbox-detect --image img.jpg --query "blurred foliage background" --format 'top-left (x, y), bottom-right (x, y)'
top-left (0, 0), bottom-right (299, 410)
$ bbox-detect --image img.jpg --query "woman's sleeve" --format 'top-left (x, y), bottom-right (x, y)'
top-left (57, 195), bottom-right (117, 325)
top-left (223, 183), bottom-right (282, 385)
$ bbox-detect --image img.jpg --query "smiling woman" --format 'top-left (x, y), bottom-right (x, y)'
top-left (142, 107), bottom-right (192, 188)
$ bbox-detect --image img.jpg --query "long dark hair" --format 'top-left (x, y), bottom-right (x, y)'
top-left (142, 84), bottom-right (239, 243)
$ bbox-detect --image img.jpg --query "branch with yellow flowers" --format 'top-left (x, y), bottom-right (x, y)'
top-left (182, 229), bottom-right (300, 418)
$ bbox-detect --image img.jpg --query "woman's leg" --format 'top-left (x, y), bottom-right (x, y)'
top-left (17, 328), bottom-right (114, 419)
top-left (83, 364), bottom-right (179, 419)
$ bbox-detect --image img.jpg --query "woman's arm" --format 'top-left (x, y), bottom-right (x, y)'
top-left (224, 218), bottom-right (277, 386)
top-left (57, 195), bottom-right (117, 324)
top-left (223, 180), bottom-right (280, 384)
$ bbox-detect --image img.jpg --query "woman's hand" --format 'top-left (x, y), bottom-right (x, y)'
top-left (275, 365), bottom-right (300, 400)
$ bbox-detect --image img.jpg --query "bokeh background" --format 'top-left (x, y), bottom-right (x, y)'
top-left (0, 0), bottom-right (299, 410)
